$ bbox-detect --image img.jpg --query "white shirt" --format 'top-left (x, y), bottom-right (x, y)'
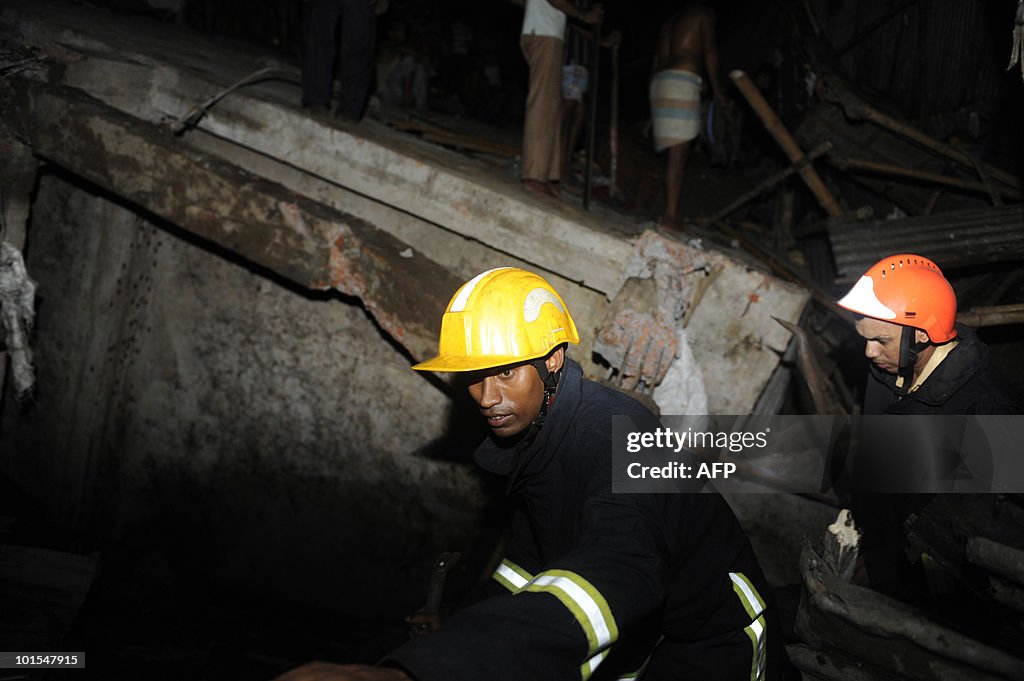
top-left (522, 0), bottom-right (566, 39)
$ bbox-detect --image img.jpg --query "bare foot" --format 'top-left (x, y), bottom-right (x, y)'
top-left (522, 179), bottom-right (550, 197)
top-left (657, 215), bottom-right (684, 232)
top-left (545, 181), bottom-right (562, 198)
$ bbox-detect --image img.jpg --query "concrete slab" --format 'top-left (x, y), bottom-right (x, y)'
top-left (8, 81), bottom-right (458, 362)
top-left (0, 0), bottom-right (811, 415)
top-left (2, 0), bottom-right (635, 295)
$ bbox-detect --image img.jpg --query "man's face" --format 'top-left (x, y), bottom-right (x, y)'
top-left (465, 348), bottom-right (564, 439)
top-left (466, 362), bottom-right (545, 439)
top-left (853, 317), bottom-right (904, 374)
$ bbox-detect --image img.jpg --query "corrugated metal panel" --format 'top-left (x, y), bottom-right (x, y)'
top-left (818, 0), bottom-right (1008, 142)
top-left (828, 205), bottom-right (1024, 282)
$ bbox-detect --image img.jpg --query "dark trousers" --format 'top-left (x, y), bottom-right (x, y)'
top-left (301, 0), bottom-right (375, 119)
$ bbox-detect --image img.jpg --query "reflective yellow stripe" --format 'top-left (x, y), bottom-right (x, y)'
top-left (492, 558), bottom-right (532, 593)
top-left (741, 613), bottom-right (767, 681)
top-left (581, 649), bottom-right (608, 680)
top-left (492, 563), bottom-right (620, 680)
top-left (729, 572), bottom-right (766, 618)
top-left (730, 572), bottom-right (767, 681)
top-left (525, 569), bottom-right (618, 679)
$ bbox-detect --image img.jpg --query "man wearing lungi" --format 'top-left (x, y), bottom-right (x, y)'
top-left (650, 3), bottom-right (725, 230)
top-left (512, 0), bottom-right (604, 198)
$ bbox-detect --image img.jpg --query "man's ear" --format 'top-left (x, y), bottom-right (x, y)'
top-left (546, 346), bottom-right (565, 374)
top-left (916, 329), bottom-right (930, 345)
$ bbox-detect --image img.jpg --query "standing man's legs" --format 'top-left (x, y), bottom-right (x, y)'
top-left (561, 98), bottom-right (586, 181)
top-left (521, 34), bottom-right (564, 195)
top-left (560, 63), bottom-right (588, 181)
top-left (302, 0), bottom-right (342, 108)
top-left (663, 141), bottom-right (691, 229)
top-left (649, 69), bottom-right (701, 228)
top-left (336, 0), bottom-right (376, 121)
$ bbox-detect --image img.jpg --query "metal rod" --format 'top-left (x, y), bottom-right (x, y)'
top-left (583, 20), bottom-right (601, 210)
top-left (171, 66), bottom-right (295, 135)
top-left (609, 42), bottom-right (620, 200)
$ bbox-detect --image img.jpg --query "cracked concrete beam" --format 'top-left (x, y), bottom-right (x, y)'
top-left (0, 0), bottom-right (814, 415)
top-left (0, 0), bottom-right (636, 296)
top-left (5, 81), bottom-right (456, 362)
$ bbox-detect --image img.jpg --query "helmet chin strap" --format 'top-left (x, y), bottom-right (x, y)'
top-left (530, 357), bottom-right (562, 429)
top-left (505, 357), bottom-right (562, 454)
top-left (895, 326), bottom-right (930, 395)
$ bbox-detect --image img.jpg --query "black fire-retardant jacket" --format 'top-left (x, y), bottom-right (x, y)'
top-left (863, 323), bottom-right (1022, 416)
top-left (386, 358), bottom-right (779, 681)
top-left (855, 324), bottom-right (1021, 598)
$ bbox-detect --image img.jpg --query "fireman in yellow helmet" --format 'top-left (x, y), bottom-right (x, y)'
top-left (412, 267), bottom-right (579, 440)
top-left (274, 267), bottom-right (781, 681)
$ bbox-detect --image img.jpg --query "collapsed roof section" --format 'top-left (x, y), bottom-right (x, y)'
top-left (0, 0), bottom-right (810, 416)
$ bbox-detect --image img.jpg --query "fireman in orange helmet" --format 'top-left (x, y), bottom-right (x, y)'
top-left (836, 255), bottom-right (1020, 601)
top-left (837, 254), bottom-right (1020, 415)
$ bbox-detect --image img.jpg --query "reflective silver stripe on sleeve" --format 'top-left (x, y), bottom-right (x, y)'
top-left (525, 569), bottom-right (619, 679)
top-left (527, 571), bottom-right (616, 651)
top-left (493, 564), bottom-right (619, 680)
top-left (492, 558), bottom-right (533, 593)
top-left (730, 572), bottom-right (767, 681)
top-left (581, 649), bottom-right (608, 680)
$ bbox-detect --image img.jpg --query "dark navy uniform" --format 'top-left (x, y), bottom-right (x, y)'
top-left (863, 324), bottom-right (1022, 416)
top-left (301, 0), bottom-right (376, 120)
top-left (387, 358), bottom-right (779, 681)
top-left (856, 323), bottom-right (1022, 599)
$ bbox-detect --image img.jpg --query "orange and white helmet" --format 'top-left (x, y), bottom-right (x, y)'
top-left (413, 267), bottom-right (580, 372)
top-left (837, 254), bottom-right (957, 343)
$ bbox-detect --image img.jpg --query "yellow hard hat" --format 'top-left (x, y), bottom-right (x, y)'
top-left (413, 267), bottom-right (580, 372)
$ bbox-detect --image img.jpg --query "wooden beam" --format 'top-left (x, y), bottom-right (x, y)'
top-left (702, 141), bottom-right (832, 226)
top-left (958, 303), bottom-right (1024, 328)
top-left (731, 70), bottom-right (843, 218)
top-left (828, 156), bottom-right (1024, 201)
top-left (818, 74), bottom-right (1022, 191)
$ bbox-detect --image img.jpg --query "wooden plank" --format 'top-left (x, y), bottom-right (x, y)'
top-left (389, 119), bottom-right (520, 157)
